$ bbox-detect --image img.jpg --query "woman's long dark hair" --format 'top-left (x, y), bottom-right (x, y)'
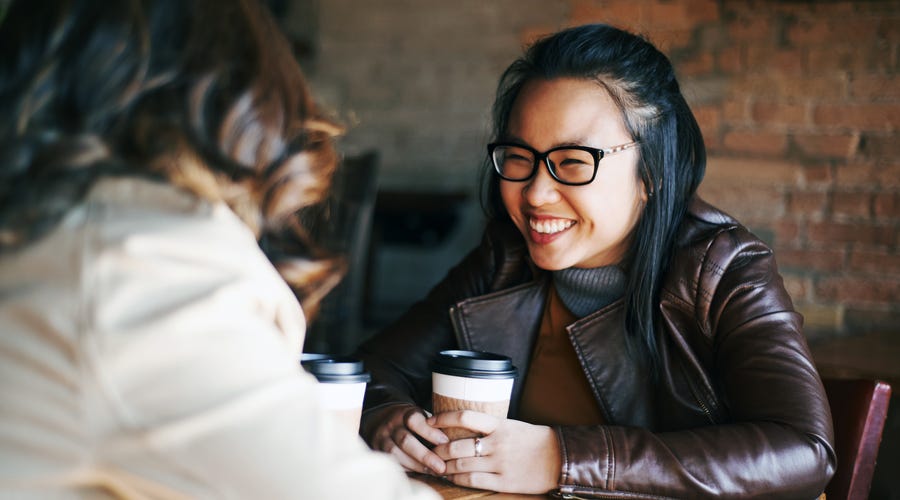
top-left (481, 24), bottom-right (706, 371)
top-left (0, 0), bottom-right (342, 315)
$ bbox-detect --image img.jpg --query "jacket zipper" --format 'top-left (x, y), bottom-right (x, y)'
top-left (684, 372), bottom-right (719, 424)
top-left (695, 395), bottom-right (714, 423)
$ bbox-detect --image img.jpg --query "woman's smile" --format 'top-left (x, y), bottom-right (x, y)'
top-left (528, 216), bottom-right (575, 235)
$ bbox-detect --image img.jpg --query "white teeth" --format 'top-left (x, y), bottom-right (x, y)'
top-left (529, 218), bottom-right (574, 234)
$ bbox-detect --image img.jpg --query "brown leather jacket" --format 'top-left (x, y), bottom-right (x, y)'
top-left (357, 197), bottom-right (836, 499)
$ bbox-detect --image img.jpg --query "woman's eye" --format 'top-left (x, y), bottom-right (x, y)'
top-left (559, 157), bottom-right (590, 166)
top-left (506, 153), bottom-right (531, 162)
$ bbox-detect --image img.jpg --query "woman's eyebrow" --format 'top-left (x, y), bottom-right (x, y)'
top-left (498, 134), bottom-right (595, 150)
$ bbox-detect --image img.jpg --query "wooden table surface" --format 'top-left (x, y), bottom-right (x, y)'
top-left (409, 473), bottom-right (551, 499)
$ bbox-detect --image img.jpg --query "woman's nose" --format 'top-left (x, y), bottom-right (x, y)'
top-left (523, 162), bottom-right (561, 206)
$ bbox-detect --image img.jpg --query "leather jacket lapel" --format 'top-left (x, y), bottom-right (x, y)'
top-left (450, 283), bottom-right (658, 428)
top-left (567, 302), bottom-right (656, 428)
top-left (449, 279), bottom-right (548, 416)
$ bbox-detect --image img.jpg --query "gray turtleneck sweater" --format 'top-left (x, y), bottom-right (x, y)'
top-left (552, 265), bottom-right (627, 318)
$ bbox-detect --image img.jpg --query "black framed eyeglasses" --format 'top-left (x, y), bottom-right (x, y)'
top-left (487, 140), bottom-right (640, 186)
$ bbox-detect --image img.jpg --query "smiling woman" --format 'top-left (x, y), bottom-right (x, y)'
top-left (354, 23), bottom-right (836, 499)
top-left (498, 77), bottom-right (647, 271)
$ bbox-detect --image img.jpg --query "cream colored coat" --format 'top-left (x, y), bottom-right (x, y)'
top-left (0, 178), bottom-right (436, 499)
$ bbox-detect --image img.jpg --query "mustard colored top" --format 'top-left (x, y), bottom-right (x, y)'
top-left (517, 286), bottom-right (604, 426)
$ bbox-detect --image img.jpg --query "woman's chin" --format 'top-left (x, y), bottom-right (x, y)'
top-left (527, 250), bottom-right (574, 272)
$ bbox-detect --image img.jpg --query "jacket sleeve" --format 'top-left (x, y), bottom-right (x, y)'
top-left (556, 228), bottom-right (835, 499)
top-left (356, 223), bottom-right (520, 440)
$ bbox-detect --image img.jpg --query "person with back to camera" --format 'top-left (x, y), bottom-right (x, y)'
top-left (0, 0), bottom-right (438, 498)
top-left (355, 24), bottom-right (836, 499)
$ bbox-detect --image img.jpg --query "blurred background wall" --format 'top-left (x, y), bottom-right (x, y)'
top-left (273, 0), bottom-right (899, 350)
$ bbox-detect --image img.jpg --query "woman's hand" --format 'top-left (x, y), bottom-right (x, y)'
top-left (362, 404), bottom-right (449, 475)
top-left (428, 410), bottom-right (561, 494)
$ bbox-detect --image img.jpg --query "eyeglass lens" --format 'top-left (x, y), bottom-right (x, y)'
top-left (492, 145), bottom-right (596, 184)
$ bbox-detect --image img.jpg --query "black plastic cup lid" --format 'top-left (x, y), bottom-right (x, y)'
top-left (431, 350), bottom-right (517, 379)
top-left (300, 354), bottom-right (371, 383)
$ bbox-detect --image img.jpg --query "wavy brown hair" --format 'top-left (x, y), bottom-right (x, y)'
top-left (0, 0), bottom-right (342, 315)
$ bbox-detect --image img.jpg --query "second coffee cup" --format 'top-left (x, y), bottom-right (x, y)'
top-left (301, 353), bottom-right (371, 433)
top-left (431, 350), bottom-right (517, 440)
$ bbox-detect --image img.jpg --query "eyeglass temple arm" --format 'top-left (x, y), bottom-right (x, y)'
top-left (602, 141), bottom-right (640, 155)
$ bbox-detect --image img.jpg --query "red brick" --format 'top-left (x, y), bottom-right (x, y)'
top-left (832, 191), bottom-right (873, 218)
top-left (569, 1), bottom-right (646, 27)
top-left (879, 17), bottom-right (900, 43)
top-left (705, 156), bottom-right (802, 185)
top-left (752, 101), bottom-right (808, 127)
top-left (849, 249), bottom-right (900, 276)
top-left (807, 44), bottom-right (895, 74)
top-left (894, 43), bottom-right (900, 75)
top-left (878, 163), bottom-right (900, 188)
top-left (722, 98), bottom-right (748, 124)
top-left (650, 28), bottom-right (696, 53)
top-left (733, 75), bottom-right (847, 101)
top-left (645, 1), bottom-right (696, 30)
top-left (774, 220), bottom-right (802, 246)
top-left (730, 75), bottom-right (774, 96)
top-left (766, 2), bottom-right (856, 17)
top-left (789, 19), bottom-right (882, 46)
top-left (815, 276), bottom-right (899, 305)
top-left (723, 130), bottom-right (789, 156)
top-left (862, 135), bottom-right (900, 160)
top-left (775, 75), bottom-right (848, 101)
top-left (850, 75), bottom-right (900, 100)
top-left (692, 105), bottom-right (721, 150)
top-left (717, 46), bottom-right (745, 74)
top-left (807, 221), bottom-right (895, 246)
top-left (835, 164), bottom-right (876, 188)
top-left (696, 183), bottom-right (784, 220)
top-left (519, 26), bottom-right (553, 46)
top-left (778, 248), bottom-right (846, 272)
top-left (874, 192), bottom-right (900, 219)
top-left (727, 16), bottom-right (773, 42)
top-left (746, 46), bottom-right (805, 74)
top-left (835, 162), bottom-right (900, 188)
top-left (793, 133), bottom-right (860, 160)
top-left (788, 190), bottom-right (828, 218)
top-left (803, 164), bottom-right (834, 185)
top-left (781, 274), bottom-right (809, 301)
top-left (684, 0), bottom-right (720, 24)
top-left (814, 103), bottom-right (900, 131)
top-left (677, 52), bottom-right (715, 76)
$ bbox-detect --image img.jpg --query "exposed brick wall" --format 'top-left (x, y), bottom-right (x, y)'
top-left (558, 0), bottom-right (900, 337)
top-left (291, 0), bottom-right (899, 339)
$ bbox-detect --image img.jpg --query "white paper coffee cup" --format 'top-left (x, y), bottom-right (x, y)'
top-left (431, 350), bottom-right (516, 440)
top-left (301, 354), bottom-right (371, 433)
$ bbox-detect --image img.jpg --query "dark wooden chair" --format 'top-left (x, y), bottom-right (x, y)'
top-left (304, 151), bottom-right (380, 354)
top-left (822, 377), bottom-right (892, 500)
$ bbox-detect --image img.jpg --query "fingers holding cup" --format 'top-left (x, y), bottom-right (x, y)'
top-left (430, 350), bottom-right (516, 441)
